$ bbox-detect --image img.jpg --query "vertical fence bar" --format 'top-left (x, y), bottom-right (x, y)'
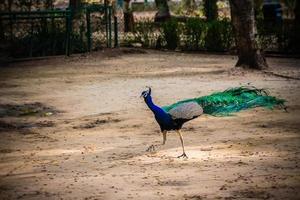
top-left (51, 14), bottom-right (55, 55)
top-left (104, 0), bottom-right (109, 47)
top-left (29, 19), bottom-right (33, 57)
top-left (65, 10), bottom-right (69, 56)
top-left (114, 16), bottom-right (118, 48)
top-left (9, 14), bottom-right (14, 56)
top-left (65, 8), bottom-right (72, 56)
top-left (108, 6), bottom-right (112, 48)
top-left (69, 10), bottom-right (73, 56)
top-left (41, 17), bottom-right (47, 56)
top-left (1, 10), bottom-right (73, 57)
top-left (86, 8), bottom-right (92, 52)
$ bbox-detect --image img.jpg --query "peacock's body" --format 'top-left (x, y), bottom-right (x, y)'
top-left (141, 86), bottom-right (285, 158)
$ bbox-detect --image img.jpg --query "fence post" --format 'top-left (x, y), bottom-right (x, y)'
top-left (29, 19), bottom-right (33, 57)
top-left (108, 6), bottom-right (112, 48)
top-left (114, 16), bottom-right (118, 48)
top-left (86, 8), bottom-right (92, 52)
top-left (105, 1), bottom-right (109, 48)
top-left (65, 8), bottom-right (72, 56)
top-left (51, 13), bottom-right (55, 55)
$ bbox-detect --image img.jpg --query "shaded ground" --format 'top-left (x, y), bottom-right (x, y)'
top-left (0, 49), bottom-right (299, 200)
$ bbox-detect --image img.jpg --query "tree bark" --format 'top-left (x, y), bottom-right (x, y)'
top-left (229, 0), bottom-right (268, 69)
top-left (154, 0), bottom-right (171, 22)
top-left (124, 0), bottom-right (134, 32)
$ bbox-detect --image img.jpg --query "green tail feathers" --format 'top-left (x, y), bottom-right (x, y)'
top-left (163, 86), bottom-right (286, 116)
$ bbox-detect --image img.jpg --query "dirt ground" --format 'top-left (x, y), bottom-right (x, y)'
top-left (0, 49), bottom-right (299, 200)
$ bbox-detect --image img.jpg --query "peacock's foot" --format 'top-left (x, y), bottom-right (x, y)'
top-left (146, 144), bottom-right (157, 152)
top-left (177, 152), bottom-right (188, 158)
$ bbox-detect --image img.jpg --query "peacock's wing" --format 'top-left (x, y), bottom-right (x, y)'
top-left (167, 102), bottom-right (203, 120)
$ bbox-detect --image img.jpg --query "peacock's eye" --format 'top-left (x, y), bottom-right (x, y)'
top-left (141, 91), bottom-right (148, 97)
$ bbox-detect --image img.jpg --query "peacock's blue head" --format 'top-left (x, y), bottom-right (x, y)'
top-left (140, 87), bottom-right (151, 99)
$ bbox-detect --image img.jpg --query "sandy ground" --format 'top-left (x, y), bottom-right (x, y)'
top-left (0, 49), bottom-right (299, 200)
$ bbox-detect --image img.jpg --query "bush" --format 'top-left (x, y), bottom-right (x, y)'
top-left (3, 20), bottom-right (69, 57)
top-left (128, 18), bottom-right (233, 51)
top-left (134, 20), bottom-right (160, 48)
top-left (162, 19), bottom-right (180, 50)
top-left (204, 19), bottom-right (233, 51)
top-left (184, 18), bottom-right (206, 50)
top-left (256, 19), bottom-right (295, 53)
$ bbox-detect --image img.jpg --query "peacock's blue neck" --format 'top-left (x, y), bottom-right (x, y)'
top-left (144, 95), bottom-right (160, 113)
top-left (145, 95), bottom-right (158, 112)
top-left (144, 95), bottom-right (174, 130)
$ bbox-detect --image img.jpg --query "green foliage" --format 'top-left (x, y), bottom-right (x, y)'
top-left (121, 20), bottom-right (161, 48)
top-left (122, 33), bottom-right (138, 47)
top-left (256, 20), bottom-right (280, 51)
top-left (163, 86), bottom-right (286, 116)
top-left (204, 19), bottom-right (233, 51)
top-left (134, 20), bottom-right (160, 47)
top-left (169, 1), bottom-right (202, 17)
top-left (125, 18), bottom-right (233, 51)
top-left (256, 19), bottom-right (295, 53)
top-left (5, 21), bottom-right (68, 57)
top-left (1, 8), bottom-right (110, 57)
top-left (131, 2), bottom-right (157, 12)
top-left (184, 18), bottom-right (206, 50)
top-left (184, 0), bottom-right (197, 12)
top-left (72, 24), bottom-right (88, 53)
top-left (171, 2), bottom-right (186, 16)
top-left (162, 19), bottom-right (180, 50)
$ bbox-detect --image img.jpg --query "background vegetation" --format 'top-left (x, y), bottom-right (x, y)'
top-left (0, 0), bottom-right (298, 58)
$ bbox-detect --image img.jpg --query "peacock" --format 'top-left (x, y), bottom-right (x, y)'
top-left (141, 86), bottom-right (285, 158)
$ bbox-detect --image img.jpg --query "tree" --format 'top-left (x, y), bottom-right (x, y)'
top-left (124, 0), bottom-right (134, 32)
top-left (154, 0), bottom-right (171, 22)
top-left (229, 0), bottom-right (268, 69)
top-left (203, 0), bottom-right (218, 21)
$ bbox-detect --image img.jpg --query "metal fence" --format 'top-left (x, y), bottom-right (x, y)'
top-left (0, 3), bottom-right (118, 58)
top-left (0, 9), bottom-right (72, 57)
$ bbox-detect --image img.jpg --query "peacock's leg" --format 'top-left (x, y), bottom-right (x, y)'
top-left (177, 130), bottom-right (188, 158)
top-left (162, 130), bottom-right (167, 145)
top-left (146, 131), bottom-right (167, 152)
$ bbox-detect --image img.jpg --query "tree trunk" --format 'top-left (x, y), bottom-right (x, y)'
top-left (203, 0), bottom-right (218, 21)
top-left (229, 0), bottom-right (268, 69)
top-left (123, 0), bottom-right (134, 32)
top-left (154, 0), bottom-right (171, 22)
